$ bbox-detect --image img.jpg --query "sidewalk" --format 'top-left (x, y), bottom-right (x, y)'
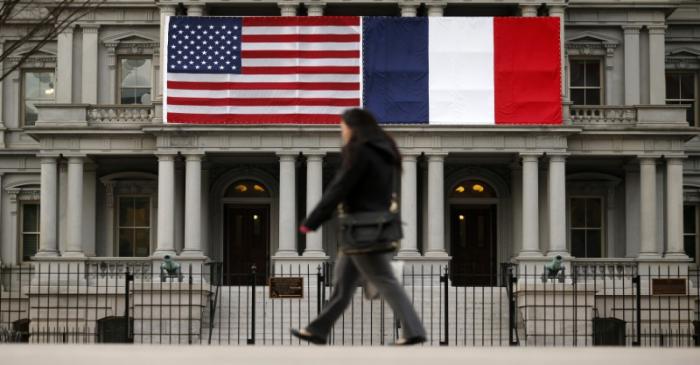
top-left (1, 345), bottom-right (699, 365)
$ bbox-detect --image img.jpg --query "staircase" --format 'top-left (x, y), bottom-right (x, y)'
top-left (203, 285), bottom-right (511, 346)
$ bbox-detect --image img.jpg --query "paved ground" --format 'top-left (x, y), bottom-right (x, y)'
top-left (1, 345), bottom-right (699, 365)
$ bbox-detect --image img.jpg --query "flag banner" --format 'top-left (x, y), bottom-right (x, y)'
top-left (165, 16), bottom-right (561, 125)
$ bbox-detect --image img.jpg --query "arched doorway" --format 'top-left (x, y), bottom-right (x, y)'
top-left (222, 179), bottom-right (271, 284)
top-left (449, 179), bottom-right (498, 286)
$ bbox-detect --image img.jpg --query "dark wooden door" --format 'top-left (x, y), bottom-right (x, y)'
top-left (223, 204), bottom-right (269, 285)
top-left (450, 205), bottom-right (497, 286)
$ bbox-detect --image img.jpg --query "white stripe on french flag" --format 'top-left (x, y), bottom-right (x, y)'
top-left (362, 16), bottom-right (562, 125)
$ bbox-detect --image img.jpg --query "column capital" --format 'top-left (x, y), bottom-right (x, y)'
top-left (38, 156), bottom-right (59, 164)
top-left (520, 4), bottom-right (538, 17)
top-left (184, 152), bottom-right (205, 161)
top-left (547, 153), bottom-right (569, 163)
top-left (426, 152), bottom-right (448, 161)
top-left (548, 4), bottom-right (567, 13)
top-left (277, 151), bottom-right (299, 160)
top-left (647, 24), bottom-right (667, 34)
top-left (307, 3), bottom-right (325, 16)
top-left (187, 4), bottom-right (205, 16)
top-left (427, 1), bottom-right (446, 16)
top-left (622, 25), bottom-right (642, 33)
top-left (305, 154), bottom-right (325, 162)
top-left (665, 155), bottom-right (687, 164)
top-left (402, 153), bottom-right (421, 162)
top-left (80, 24), bottom-right (100, 33)
top-left (302, 150), bottom-right (326, 157)
top-left (155, 152), bottom-right (178, 161)
top-left (520, 152), bottom-right (542, 162)
top-left (638, 155), bottom-right (661, 164)
top-left (66, 156), bottom-right (86, 164)
top-left (60, 25), bottom-right (75, 35)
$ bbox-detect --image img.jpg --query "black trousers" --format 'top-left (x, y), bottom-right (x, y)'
top-left (306, 251), bottom-right (426, 339)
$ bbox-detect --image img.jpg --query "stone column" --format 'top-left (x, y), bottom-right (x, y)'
top-left (154, 153), bottom-right (176, 257)
top-left (158, 5), bottom-right (177, 101)
top-left (511, 161), bottom-right (523, 255)
top-left (279, 2), bottom-right (298, 16)
top-left (400, 3), bottom-right (418, 17)
top-left (520, 4), bottom-right (538, 17)
top-left (183, 153), bottom-right (204, 256)
top-left (304, 153), bottom-right (325, 257)
top-left (427, 3), bottom-right (445, 17)
top-left (0, 40), bottom-right (6, 148)
top-left (399, 154), bottom-right (420, 257)
top-left (549, 5), bottom-right (567, 101)
top-left (623, 25), bottom-right (642, 105)
top-left (63, 157), bottom-right (85, 257)
top-left (426, 154), bottom-right (448, 257)
top-left (547, 154), bottom-right (568, 256)
top-left (307, 3), bottom-right (324, 16)
top-left (81, 25), bottom-right (99, 104)
top-left (648, 25), bottom-right (667, 105)
top-left (277, 153), bottom-right (298, 256)
top-left (665, 156), bottom-right (687, 259)
top-left (56, 26), bottom-right (74, 103)
top-left (174, 159), bottom-right (185, 253)
top-left (187, 4), bottom-right (204, 16)
top-left (638, 156), bottom-right (660, 258)
top-left (200, 160), bottom-right (210, 256)
top-left (0, 173), bottom-right (3, 263)
top-left (83, 162), bottom-right (97, 256)
top-left (625, 165), bottom-right (641, 257)
top-left (520, 154), bottom-right (542, 256)
top-left (36, 157), bottom-right (59, 257)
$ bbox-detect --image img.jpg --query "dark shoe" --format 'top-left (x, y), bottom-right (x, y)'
top-left (291, 328), bottom-right (327, 345)
top-left (392, 336), bottom-right (427, 346)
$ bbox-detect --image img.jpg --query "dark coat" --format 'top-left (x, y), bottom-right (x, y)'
top-left (302, 138), bottom-right (399, 231)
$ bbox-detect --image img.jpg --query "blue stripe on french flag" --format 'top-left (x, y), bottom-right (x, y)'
top-left (362, 17), bottom-right (562, 125)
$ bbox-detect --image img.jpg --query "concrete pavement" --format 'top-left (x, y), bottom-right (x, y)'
top-left (1, 346), bottom-right (699, 365)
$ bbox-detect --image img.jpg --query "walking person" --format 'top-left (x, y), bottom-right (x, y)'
top-left (291, 108), bottom-right (427, 346)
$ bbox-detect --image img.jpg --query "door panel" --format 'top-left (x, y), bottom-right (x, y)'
top-left (223, 204), bottom-right (269, 285)
top-left (450, 205), bottom-right (497, 286)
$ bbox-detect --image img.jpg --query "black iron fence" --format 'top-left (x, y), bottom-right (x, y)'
top-left (0, 260), bottom-right (698, 346)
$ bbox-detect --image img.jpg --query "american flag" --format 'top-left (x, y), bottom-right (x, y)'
top-left (166, 16), bottom-right (361, 124)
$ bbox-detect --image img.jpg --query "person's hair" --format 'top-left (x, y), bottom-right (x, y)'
top-left (340, 108), bottom-right (402, 170)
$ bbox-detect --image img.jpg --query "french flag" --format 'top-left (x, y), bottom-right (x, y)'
top-left (165, 16), bottom-right (561, 125)
top-left (363, 17), bottom-right (562, 125)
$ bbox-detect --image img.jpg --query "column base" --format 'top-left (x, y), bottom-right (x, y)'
top-left (423, 250), bottom-right (449, 258)
top-left (272, 250), bottom-right (299, 258)
top-left (664, 252), bottom-right (691, 261)
top-left (546, 250), bottom-right (571, 258)
top-left (151, 249), bottom-right (177, 258)
top-left (517, 250), bottom-right (544, 258)
top-left (179, 249), bottom-right (206, 258)
top-left (34, 250), bottom-right (60, 258)
top-left (396, 249), bottom-right (421, 258)
top-left (302, 250), bottom-right (327, 258)
top-left (61, 251), bottom-right (86, 258)
top-left (636, 253), bottom-right (663, 261)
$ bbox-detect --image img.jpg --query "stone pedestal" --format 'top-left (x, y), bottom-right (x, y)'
top-left (131, 281), bottom-right (210, 344)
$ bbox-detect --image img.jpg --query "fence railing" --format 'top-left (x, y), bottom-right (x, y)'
top-left (0, 261), bottom-right (698, 346)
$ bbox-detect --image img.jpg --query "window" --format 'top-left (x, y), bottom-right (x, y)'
top-left (22, 70), bottom-right (55, 126)
top-left (118, 196), bottom-right (151, 257)
top-left (666, 72), bottom-right (697, 126)
top-left (570, 197), bottom-right (603, 258)
top-left (225, 180), bottom-right (270, 198)
top-left (570, 59), bottom-right (602, 105)
top-left (683, 204), bottom-right (698, 263)
top-left (118, 58), bottom-right (152, 105)
top-left (20, 202), bottom-right (40, 261)
top-left (450, 179), bottom-right (497, 198)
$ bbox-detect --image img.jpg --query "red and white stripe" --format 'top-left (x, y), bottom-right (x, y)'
top-left (166, 16), bottom-right (361, 124)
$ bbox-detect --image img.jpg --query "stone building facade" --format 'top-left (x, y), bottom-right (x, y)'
top-left (0, 0), bottom-right (699, 285)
